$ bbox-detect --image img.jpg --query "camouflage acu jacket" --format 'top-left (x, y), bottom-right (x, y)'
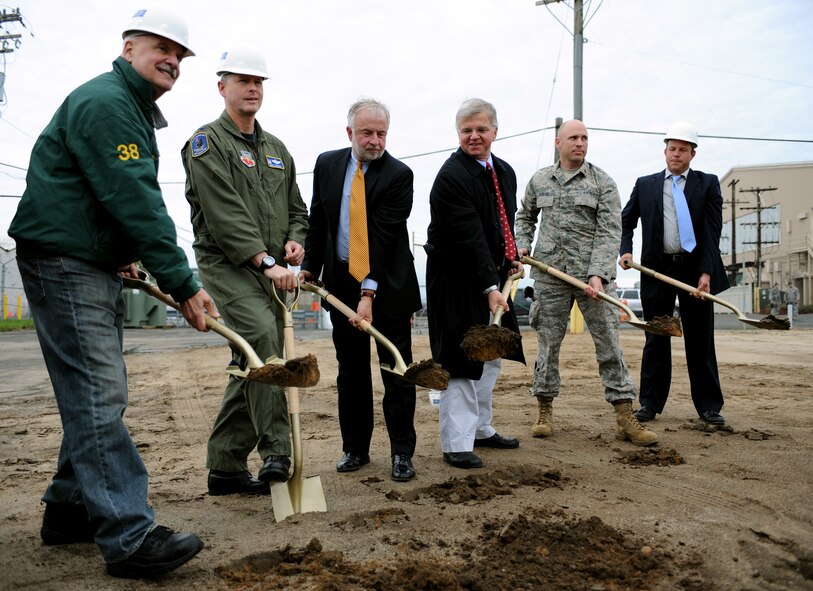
top-left (515, 161), bottom-right (621, 284)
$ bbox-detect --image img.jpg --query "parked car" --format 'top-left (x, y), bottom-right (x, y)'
top-left (616, 288), bottom-right (643, 316)
top-left (615, 288), bottom-right (681, 318)
top-left (513, 292), bottom-right (533, 326)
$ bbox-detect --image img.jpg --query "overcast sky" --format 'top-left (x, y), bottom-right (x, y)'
top-left (1, 0), bottom-right (812, 288)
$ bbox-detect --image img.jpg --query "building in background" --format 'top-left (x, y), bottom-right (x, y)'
top-left (719, 161), bottom-right (811, 312)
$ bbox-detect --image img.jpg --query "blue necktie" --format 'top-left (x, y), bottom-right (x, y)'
top-left (672, 175), bottom-right (696, 252)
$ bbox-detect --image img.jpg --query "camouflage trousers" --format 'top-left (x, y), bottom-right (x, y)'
top-left (529, 279), bottom-right (637, 403)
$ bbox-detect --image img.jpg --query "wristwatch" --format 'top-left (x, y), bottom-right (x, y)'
top-left (257, 255), bottom-right (276, 272)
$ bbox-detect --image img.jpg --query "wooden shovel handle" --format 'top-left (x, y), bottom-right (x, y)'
top-left (492, 274), bottom-right (519, 326)
top-left (121, 277), bottom-right (265, 369)
top-left (520, 255), bottom-right (631, 313)
top-left (299, 282), bottom-right (408, 374)
top-left (622, 259), bottom-right (736, 312)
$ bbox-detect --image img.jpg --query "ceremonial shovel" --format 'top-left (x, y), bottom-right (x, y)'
top-left (268, 285), bottom-right (327, 521)
top-left (460, 273), bottom-right (523, 362)
top-left (122, 276), bottom-right (320, 386)
top-left (520, 256), bottom-right (682, 337)
top-left (299, 282), bottom-right (450, 390)
top-left (622, 259), bottom-right (789, 330)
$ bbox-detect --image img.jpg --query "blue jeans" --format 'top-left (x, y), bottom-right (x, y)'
top-left (19, 257), bottom-right (154, 562)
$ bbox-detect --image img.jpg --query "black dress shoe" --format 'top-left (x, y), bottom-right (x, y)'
top-left (391, 455), bottom-right (416, 482)
top-left (699, 410), bottom-right (725, 425)
top-left (106, 525), bottom-right (203, 579)
top-left (258, 456), bottom-right (291, 483)
top-left (336, 452), bottom-right (371, 473)
top-left (41, 502), bottom-right (95, 545)
top-left (208, 470), bottom-right (270, 496)
top-left (442, 451), bottom-right (483, 469)
top-left (474, 432), bottom-right (519, 449)
top-left (634, 406), bottom-right (657, 422)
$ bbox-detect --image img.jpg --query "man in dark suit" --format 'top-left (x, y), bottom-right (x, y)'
top-left (425, 98), bottom-right (524, 470)
top-left (300, 98), bottom-right (421, 481)
top-left (620, 121), bottom-right (728, 426)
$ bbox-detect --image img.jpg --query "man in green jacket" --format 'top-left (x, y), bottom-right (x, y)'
top-left (9, 7), bottom-right (214, 579)
top-left (182, 47), bottom-right (309, 497)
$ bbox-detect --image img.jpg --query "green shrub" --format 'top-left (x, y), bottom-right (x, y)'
top-left (0, 319), bottom-right (35, 332)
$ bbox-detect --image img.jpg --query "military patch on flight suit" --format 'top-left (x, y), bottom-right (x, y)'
top-left (267, 156), bottom-right (284, 170)
top-left (240, 150), bottom-right (256, 167)
top-left (190, 132), bottom-right (209, 158)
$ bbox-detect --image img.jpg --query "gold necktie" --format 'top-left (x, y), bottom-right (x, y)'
top-left (348, 160), bottom-right (369, 282)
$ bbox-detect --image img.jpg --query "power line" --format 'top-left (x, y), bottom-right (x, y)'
top-left (1, 126), bottom-right (811, 190)
top-left (590, 39), bottom-right (813, 90)
top-left (588, 127), bottom-right (813, 144)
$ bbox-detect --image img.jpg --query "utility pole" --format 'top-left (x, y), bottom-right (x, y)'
top-left (553, 116), bottom-right (563, 163)
top-left (739, 186), bottom-right (778, 295)
top-left (0, 8), bottom-right (24, 54)
top-left (536, 0), bottom-right (584, 121)
top-left (723, 178), bottom-right (748, 282)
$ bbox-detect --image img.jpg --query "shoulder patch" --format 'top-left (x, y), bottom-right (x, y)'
top-left (266, 156), bottom-right (285, 170)
top-left (190, 132), bottom-right (209, 158)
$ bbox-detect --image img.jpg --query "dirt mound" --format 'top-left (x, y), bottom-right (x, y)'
top-left (385, 466), bottom-right (563, 503)
top-left (215, 508), bottom-right (711, 590)
top-left (616, 447), bottom-right (685, 466)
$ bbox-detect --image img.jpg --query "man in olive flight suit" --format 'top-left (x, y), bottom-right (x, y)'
top-left (182, 47), bottom-right (309, 496)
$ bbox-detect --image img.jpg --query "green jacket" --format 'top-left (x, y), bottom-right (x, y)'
top-left (9, 57), bottom-right (198, 301)
top-left (181, 111), bottom-right (308, 266)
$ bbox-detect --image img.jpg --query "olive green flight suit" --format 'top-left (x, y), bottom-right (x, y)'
top-left (182, 111), bottom-right (308, 471)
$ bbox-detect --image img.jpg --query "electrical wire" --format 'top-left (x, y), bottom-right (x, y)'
top-left (1, 125), bottom-right (811, 191)
top-left (536, 27), bottom-right (567, 168)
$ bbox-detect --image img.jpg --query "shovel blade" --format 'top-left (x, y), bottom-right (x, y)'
top-left (270, 476), bottom-right (327, 522)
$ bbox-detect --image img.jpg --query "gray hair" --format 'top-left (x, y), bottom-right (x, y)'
top-left (121, 32), bottom-right (146, 53)
top-left (455, 98), bottom-right (498, 130)
top-left (347, 98), bottom-right (390, 129)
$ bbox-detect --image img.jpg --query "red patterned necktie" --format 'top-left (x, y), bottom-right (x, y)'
top-left (487, 163), bottom-right (517, 262)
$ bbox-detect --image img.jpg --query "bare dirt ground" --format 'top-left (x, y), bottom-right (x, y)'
top-left (1, 326), bottom-right (812, 590)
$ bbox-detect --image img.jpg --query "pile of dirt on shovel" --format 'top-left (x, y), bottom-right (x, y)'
top-left (648, 315), bottom-right (683, 337)
top-left (460, 324), bottom-right (522, 362)
top-left (214, 507), bottom-right (711, 590)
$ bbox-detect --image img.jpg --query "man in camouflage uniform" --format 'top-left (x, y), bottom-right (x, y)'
top-left (514, 120), bottom-right (657, 446)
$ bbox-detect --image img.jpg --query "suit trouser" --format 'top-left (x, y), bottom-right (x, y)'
top-left (328, 268), bottom-right (417, 458)
top-left (197, 257), bottom-right (291, 471)
top-left (439, 359), bottom-right (500, 453)
top-left (639, 258), bottom-right (724, 416)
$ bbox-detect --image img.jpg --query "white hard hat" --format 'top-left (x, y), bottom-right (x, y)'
top-left (664, 121), bottom-right (698, 147)
top-left (123, 7), bottom-right (195, 58)
top-left (216, 47), bottom-right (269, 79)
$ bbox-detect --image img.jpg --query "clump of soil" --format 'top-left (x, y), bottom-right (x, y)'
top-left (648, 315), bottom-right (683, 337)
top-left (385, 466), bottom-right (563, 503)
top-left (215, 508), bottom-right (711, 591)
top-left (757, 314), bottom-right (790, 330)
top-left (683, 421), bottom-right (735, 434)
top-left (616, 447), bottom-right (685, 466)
top-left (460, 324), bottom-right (521, 362)
top-left (248, 353), bottom-right (320, 387)
top-left (403, 358), bottom-right (450, 390)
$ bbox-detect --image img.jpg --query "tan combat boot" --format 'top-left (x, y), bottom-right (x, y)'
top-left (531, 396), bottom-right (554, 438)
top-left (613, 400), bottom-right (658, 446)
